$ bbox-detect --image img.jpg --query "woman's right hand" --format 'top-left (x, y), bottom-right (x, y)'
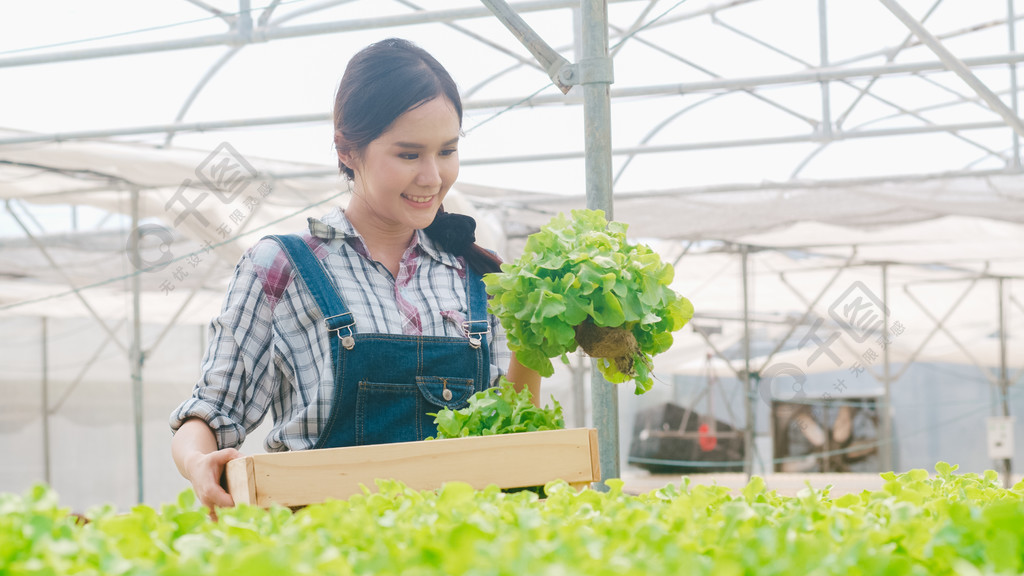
top-left (172, 418), bottom-right (244, 512)
top-left (184, 447), bottom-right (242, 510)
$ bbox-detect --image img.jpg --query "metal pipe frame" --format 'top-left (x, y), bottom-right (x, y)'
top-left (130, 188), bottom-right (144, 504)
top-left (512, 166), bottom-right (1024, 205)
top-left (741, 245), bottom-right (754, 477)
top-left (0, 0), bottom-right (635, 69)
top-left (878, 0), bottom-right (1024, 139)
top-left (997, 277), bottom-right (1012, 485)
top-left (880, 264), bottom-right (893, 472)
top-left (903, 284), bottom-right (1001, 387)
top-left (894, 273), bottom-right (989, 382)
top-left (2, 0), bottom-right (1022, 192)
top-left (759, 249), bottom-right (859, 373)
top-left (5, 53), bottom-right (1024, 147)
top-left (678, 241), bottom-right (1023, 476)
top-left (46, 318), bottom-right (130, 416)
top-left (40, 317), bottom-right (50, 486)
top-left (5, 200), bottom-right (130, 356)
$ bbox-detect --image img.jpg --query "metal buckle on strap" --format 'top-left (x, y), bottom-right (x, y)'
top-left (462, 320), bottom-right (490, 350)
top-left (325, 312), bottom-right (356, 350)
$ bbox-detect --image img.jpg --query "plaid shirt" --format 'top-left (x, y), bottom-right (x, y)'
top-left (169, 208), bottom-right (510, 452)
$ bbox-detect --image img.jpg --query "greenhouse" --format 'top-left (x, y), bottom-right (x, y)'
top-left (2, 1), bottom-right (1024, 573)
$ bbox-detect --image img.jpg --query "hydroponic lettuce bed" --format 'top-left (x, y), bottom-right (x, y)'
top-left (3, 463), bottom-right (1024, 575)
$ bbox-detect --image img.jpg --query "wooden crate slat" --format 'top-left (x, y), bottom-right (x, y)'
top-left (225, 428), bottom-right (600, 508)
top-left (224, 455), bottom-right (255, 506)
top-left (588, 428), bottom-right (601, 482)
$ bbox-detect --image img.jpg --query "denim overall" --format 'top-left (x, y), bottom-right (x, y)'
top-left (269, 234), bottom-right (491, 448)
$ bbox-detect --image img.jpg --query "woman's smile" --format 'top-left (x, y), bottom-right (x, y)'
top-left (401, 192), bottom-right (437, 205)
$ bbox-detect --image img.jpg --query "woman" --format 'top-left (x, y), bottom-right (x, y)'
top-left (170, 38), bottom-right (541, 510)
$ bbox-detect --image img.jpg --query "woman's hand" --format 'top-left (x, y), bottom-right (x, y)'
top-left (183, 447), bottom-right (242, 510)
top-left (172, 418), bottom-right (242, 512)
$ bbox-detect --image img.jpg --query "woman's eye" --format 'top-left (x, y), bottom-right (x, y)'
top-left (441, 149), bottom-right (458, 156)
top-left (399, 153), bottom-right (419, 160)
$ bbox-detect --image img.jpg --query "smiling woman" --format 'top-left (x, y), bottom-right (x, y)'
top-left (168, 37), bottom-right (541, 511)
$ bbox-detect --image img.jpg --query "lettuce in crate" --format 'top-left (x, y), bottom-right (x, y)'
top-left (429, 377), bottom-right (564, 439)
top-left (484, 209), bottom-right (693, 394)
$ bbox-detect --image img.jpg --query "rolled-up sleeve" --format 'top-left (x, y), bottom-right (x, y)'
top-left (169, 251), bottom-right (276, 449)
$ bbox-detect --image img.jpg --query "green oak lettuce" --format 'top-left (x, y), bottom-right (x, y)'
top-left (428, 376), bottom-right (564, 439)
top-left (484, 209), bottom-right (694, 394)
top-left (5, 463), bottom-right (1024, 575)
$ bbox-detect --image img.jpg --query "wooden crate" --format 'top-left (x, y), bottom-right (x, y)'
top-left (225, 428), bottom-right (600, 508)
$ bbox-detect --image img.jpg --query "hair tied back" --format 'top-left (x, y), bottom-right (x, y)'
top-left (427, 211), bottom-right (476, 256)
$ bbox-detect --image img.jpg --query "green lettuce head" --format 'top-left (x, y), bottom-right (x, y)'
top-left (484, 209), bottom-right (694, 394)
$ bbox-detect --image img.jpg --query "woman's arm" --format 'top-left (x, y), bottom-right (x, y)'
top-left (171, 418), bottom-right (241, 510)
top-left (506, 353), bottom-right (542, 407)
top-left (170, 243), bottom-right (283, 510)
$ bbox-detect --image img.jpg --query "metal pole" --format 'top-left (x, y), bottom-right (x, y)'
top-left (741, 244), bottom-right (753, 478)
top-left (130, 189), bottom-right (145, 504)
top-left (573, 350), bottom-right (588, 428)
top-left (817, 0), bottom-right (832, 139)
top-left (998, 277), bottom-right (1012, 487)
top-left (579, 0), bottom-right (618, 486)
top-left (238, 0), bottom-right (253, 40)
top-left (570, 5), bottom-right (589, 434)
top-left (1009, 0), bottom-right (1021, 168)
top-left (880, 264), bottom-right (893, 471)
top-left (672, 373), bottom-right (684, 405)
top-left (41, 316), bottom-right (51, 486)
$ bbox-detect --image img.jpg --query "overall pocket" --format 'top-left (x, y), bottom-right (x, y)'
top-left (415, 376), bottom-right (475, 410)
top-left (355, 377), bottom-right (475, 445)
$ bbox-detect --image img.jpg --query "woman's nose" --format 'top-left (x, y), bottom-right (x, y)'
top-left (416, 157), bottom-right (443, 187)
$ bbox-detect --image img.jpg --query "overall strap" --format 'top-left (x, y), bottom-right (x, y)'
top-left (463, 267), bottom-right (491, 352)
top-left (265, 234), bottom-right (356, 344)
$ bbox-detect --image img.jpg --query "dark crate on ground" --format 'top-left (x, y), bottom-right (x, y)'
top-left (628, 402), bottom-right (745, 474)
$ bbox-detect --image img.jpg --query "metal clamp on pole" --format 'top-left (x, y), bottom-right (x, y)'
top-left (559, 57), bottom-right (614, 86)
top-left (479, 0), bottom-right (574, 94)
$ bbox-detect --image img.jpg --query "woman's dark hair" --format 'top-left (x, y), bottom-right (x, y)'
top-left (333, 38), bottom-right (501, 274)
top-left (425, 207), bottom-right (503, 274)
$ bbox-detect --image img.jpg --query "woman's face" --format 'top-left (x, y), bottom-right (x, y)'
top-left (341, 97), bottom-right (461, 234)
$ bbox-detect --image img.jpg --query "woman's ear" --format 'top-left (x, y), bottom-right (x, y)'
top-left (335, 131), bottom-right (358, 172)
top-left (338, 147), bottom-right (364, 178)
